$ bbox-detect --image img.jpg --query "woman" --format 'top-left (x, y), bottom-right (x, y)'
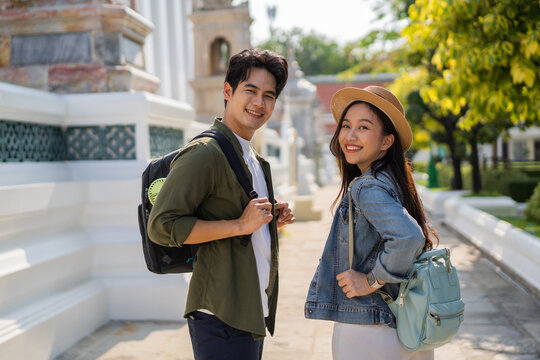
top-left (305, 86), bottom-right (439, 359)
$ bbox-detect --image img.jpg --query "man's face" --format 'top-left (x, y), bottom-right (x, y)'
top-left (222, 67), bottom-right (277, 140)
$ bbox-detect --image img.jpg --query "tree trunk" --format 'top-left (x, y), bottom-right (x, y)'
top-left (451, 156), bottom-right (463, 190)
top-left (445, 124), bottom-right (463, 190)
top-left (469, 125), bottom-right (482, 193)
top-left (492, 141), bottom-right (498, 170)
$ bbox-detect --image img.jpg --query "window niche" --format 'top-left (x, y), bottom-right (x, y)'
top-left (210, 38), bottom-right (230, 75)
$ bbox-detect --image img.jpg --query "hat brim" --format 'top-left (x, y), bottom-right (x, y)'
top-left (331, 87), bottom-right (412, 151)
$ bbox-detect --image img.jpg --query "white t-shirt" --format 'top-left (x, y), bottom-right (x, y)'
top-left (234, 133), bottom-right (272, 318)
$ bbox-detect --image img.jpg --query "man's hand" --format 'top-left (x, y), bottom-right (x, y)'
top-left (274, 201), bottom-right (295, 228)
top-left (238, 197), bottom-right (273, 235)
top-left (336, 270), bottom-right (373, 298)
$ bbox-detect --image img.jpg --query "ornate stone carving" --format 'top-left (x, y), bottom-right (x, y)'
top-left (0, 1), bottom-right (158, 94)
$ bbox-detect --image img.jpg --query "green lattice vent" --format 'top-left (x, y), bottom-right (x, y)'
top-left (1, 120), bottom-right (137, 161)
top-left (66, 125), bottom-right (136, 160)
top-left (1, 120), bottom-right (186, 161)
top-left (0, 120), bottom-right (66, 162)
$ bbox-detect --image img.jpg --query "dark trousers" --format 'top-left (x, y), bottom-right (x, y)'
top-left (187, 311), bottom-right (264, 360)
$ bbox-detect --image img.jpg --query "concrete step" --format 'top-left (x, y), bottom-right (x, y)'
top-left (0, 279), bottom-right (108, 360)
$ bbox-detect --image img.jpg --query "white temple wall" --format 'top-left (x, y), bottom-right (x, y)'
top-left (0, 83), bottom-right (197, 359)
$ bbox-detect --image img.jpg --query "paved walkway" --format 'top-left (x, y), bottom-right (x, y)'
top-left (57, 184), bottom-right (540, 360)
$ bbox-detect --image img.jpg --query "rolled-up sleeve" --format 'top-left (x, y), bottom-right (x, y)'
top-left (147, 142), bottom-right (216, 247)
top-left (353, 181), bottom-right (425, 283)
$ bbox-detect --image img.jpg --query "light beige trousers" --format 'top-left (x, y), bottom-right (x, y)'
top-left (332, 322), bottom-right (435, 360)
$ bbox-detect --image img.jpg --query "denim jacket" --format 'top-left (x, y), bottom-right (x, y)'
top-left (305, 169), bottom-right (425, 327)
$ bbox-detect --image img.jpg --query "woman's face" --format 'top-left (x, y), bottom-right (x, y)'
top-left (338, 103), bottom-right (394, 173)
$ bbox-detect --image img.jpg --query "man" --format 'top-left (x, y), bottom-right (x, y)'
top-left (148, 48), bottom-right (295, 360)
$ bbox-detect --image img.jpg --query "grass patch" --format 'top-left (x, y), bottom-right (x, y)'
top-left (427, 186), bottom-right (452, 191)
top-left (462, 190), bottom-right (502, 197)
top-left (499, 217), bottom-right (540, 237)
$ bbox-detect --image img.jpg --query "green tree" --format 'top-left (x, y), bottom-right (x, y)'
top-left (402, 0), bottom-right (540, 192)
top-left (257, 28), bottom-right (353, 75)
top-left (339, 30), bottom-right (404, 75)
top-left (393, 71), bottom-right (467, 190)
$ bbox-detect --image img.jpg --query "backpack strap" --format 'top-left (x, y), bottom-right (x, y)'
top-left (347, 177), bottom-right (359, 269)
top-left (192, 129), bottom-right (258, 200)
top-left (191, 129), bottom-right (259, 247)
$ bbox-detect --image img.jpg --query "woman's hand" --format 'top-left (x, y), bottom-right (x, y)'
top-left (336, 270), bottom-right (374, 298)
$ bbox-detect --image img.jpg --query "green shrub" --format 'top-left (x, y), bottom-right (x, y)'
top-left (436, 162), bottom-right (453, 188)
top-left (507, 178), bottom-right (540, 202)
top-left (462, 164), bottom-right (472, 191)
top-left (522, 169), bottom-right (540, 178)
top-left (434, 162), bottom-right (471, 190)
top-left (525, 182), bottom-right (540, 223)
top-left (412, 161), bottom-right (427, 173)
top-left (481, 169), bottom-right (528, 194)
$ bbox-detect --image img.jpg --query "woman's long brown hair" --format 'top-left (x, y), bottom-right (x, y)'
top-left (329, 101), bottom-right (439, 251)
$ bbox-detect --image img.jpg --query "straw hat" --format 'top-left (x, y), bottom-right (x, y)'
top-left (331, 86), bottom-right (412, 151)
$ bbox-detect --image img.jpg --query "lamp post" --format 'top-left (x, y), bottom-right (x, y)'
top-left (427, 139), bottom-right (439, 188)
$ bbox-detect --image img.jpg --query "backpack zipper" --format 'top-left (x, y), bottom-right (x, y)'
top-left (430, 310), bottom-right (464, 326)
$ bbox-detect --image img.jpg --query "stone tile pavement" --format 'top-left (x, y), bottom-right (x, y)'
top-left (57, 184), bottom-right (540, 360)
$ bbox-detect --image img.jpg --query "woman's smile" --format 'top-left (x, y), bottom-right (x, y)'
top-left (344, 144), bottom-right (362, 153)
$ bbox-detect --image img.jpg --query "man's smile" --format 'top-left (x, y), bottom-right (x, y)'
top-left (246, 109), bottom-right (264, 118)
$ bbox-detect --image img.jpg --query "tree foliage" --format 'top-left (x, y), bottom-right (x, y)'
top-left (257, 28), bottom-right (353, 75)
top-left (404, 0), bottom-right (540, 128)
top-left (392, 70), bottom-right (467, 189)
top-left (256, 25), bottom-right (405, 76)
top-left (395, 0), bottom-right (540, 192)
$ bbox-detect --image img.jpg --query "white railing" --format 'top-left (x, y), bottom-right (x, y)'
top-left (444, 197), bottom-right (540, 294)
top-left (417, 184), bottom-right (540, 296)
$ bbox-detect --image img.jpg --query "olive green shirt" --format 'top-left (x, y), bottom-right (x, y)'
top-left (147, 119), bottom-right (279, 338)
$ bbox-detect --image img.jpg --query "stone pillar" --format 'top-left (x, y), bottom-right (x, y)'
top-left (0, 0), bottom-right (160, 94)
top-left (189, 0), bottom-right (252, 123)
top-left (280, 56), bottom-right (322, 221)
top-left (288, 128), bottom-right (298, 187)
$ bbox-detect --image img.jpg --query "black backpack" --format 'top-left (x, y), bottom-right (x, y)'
top-left (137, 129), bottom-right (258, 274)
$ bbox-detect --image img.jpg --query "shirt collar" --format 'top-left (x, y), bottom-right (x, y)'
top-left (233, 132), bottom-right (252, 155)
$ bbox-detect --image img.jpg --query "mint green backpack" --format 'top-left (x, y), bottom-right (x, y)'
top-left (348, 186), bottom-right (464, 351)
top-left (382, 248), bottom-right (464, 351)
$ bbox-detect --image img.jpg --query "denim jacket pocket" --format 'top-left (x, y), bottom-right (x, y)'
top-left (338, 204), bottom-right (349, 224)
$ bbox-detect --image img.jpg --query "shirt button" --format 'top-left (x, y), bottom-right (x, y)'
top-left (308, 309), bottom-right (313, 314)
top-left (311, 282), bottom-right (316, 287)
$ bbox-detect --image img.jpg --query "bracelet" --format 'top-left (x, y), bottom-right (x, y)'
top-left (367, 270), bottom-right (383, 290)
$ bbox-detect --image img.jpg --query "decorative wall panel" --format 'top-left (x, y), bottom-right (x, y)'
top-left (0, 120), bottom-right (137, 161)
top-left (0, 120), bottom-right (66, 162)
top-left (66, 125), bottom-right (136, 160)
